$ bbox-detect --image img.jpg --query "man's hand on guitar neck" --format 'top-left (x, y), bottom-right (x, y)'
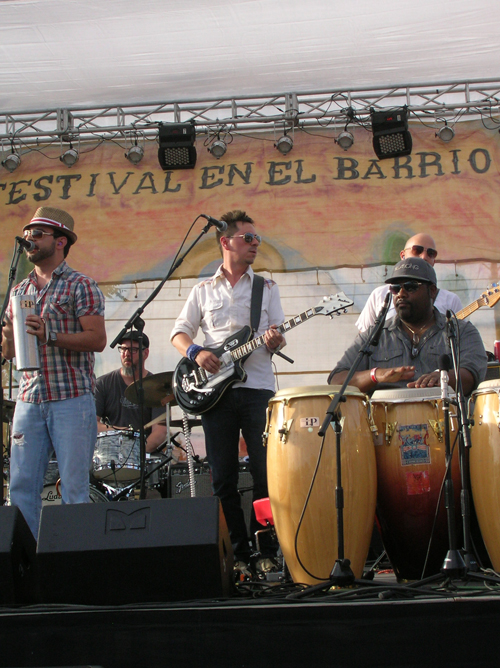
top-left (264, 324), bottom-right (285, 352)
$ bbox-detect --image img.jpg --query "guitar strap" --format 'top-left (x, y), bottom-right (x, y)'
top-left (250, 274), bottom-right (264, 333)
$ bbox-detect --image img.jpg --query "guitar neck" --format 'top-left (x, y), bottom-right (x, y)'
top-left (231, 306), bottom-right (322, 361)
top-left (456, 298), bottom-right (486, 321)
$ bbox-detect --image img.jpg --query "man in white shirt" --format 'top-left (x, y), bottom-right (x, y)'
top-left (356, 233), bottom-right (462, 332)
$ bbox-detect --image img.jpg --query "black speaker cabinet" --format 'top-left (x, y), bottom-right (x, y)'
top-left (0, 505), bottom-right (39, 604)
top-left (168, 462), bottom-right (254, 533)
top-left (37, 497), bottom-right (234, 605)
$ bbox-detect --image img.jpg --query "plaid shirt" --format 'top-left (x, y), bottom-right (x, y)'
top-left (7, 261), bottom-right (105, 403)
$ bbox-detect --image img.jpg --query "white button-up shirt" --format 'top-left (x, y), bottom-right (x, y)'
top-left (170, 265), bottom-right (285, 391)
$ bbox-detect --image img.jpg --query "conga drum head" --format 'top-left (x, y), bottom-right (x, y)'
top-left (266, 385), bottom-right (376, 584)
top-left (370, 387), bottom-right (460, 581)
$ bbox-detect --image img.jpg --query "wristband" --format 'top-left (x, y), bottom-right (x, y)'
top-left (186, 344), bottom-right (204, 362)
top-left (370, 368), bottom-right (378, 384)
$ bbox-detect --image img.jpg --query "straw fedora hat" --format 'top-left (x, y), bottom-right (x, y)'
top-left (23, 207), bottom-right (77, 244)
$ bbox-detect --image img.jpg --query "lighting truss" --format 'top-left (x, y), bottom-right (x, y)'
top-left (1, 79), bottom-right (500, 148)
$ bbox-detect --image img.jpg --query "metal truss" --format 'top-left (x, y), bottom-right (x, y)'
top-left (1, 78), bottom-right (500, 150)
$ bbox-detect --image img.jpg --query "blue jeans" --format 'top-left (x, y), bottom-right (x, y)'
top-left (201, 387), bottom-right (275, 561)
top-left (9, 394), bottom-right (97, 539)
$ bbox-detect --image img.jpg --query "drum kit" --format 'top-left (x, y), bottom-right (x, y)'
top-left (3, 371), bottom-right (202, 507)
top-left (265, 380), bottom-right (500, 586)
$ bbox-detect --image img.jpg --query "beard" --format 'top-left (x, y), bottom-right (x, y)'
top-left (121, 364), bottom-right (136, 377)
top-left (27, 241), bottom-right (57, 264)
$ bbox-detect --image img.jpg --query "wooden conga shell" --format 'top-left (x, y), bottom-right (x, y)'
top-left (265, 385), bottom-right (376, 585)
top-left (470, 380), bottom-right (500, 570)
top-left (371, 388), bottom-right (461, 581)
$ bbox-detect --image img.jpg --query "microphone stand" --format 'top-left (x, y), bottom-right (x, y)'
top-left (306, 292), bottom-right (392, 590)
top-left (109, 217), bottom-right (220, 500)
top-left (0, 240), bottom-right (28, 504)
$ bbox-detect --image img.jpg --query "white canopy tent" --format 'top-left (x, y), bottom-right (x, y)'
top-left (1, 0), bottom-right (499, 113)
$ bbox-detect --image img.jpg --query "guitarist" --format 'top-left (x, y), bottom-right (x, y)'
top-left (170, 210), bottom-right (285, 578)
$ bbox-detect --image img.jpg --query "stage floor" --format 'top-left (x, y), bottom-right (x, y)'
top-left (2, 569), bottom-right (500, 668)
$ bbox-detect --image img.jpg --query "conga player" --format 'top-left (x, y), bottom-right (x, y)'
top-left (328, 257), bottom-right (487, 395)
top-left (2, 207), bottom-right (106, 539)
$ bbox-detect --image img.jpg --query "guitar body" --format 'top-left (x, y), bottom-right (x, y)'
top-left (173, 326), bottom-right (253, 413)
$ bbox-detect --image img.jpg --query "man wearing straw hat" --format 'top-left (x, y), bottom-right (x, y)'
top-left (2, 206), bottom-right (106, 539)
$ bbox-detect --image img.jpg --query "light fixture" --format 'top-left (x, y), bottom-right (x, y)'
top-left (2, 151), bottom-right (21, 172)
top-left (436, 123), bottom-right (455, 142)
top-left (158, 122), bottom-right (197, 170)
top-left (60, 146), bottom-right (79, 167)
top-left (336, 130), bottom-right (354, 151)
top-left (275, 134), bottom-right (293, 155)
top-left (125, 145), bottom-right (144, 164)
top-left (208, 138), bottom-right (227, 159)
top-left (371, 107), bottom-right (412, 160)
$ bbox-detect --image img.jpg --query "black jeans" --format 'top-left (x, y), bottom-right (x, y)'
top-left (201, 387), bottom-right (275, 561)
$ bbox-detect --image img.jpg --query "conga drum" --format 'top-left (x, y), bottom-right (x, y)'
top-left (370, 387), bottom-right (461, 581)
top-left (470, 380), bottom-right (500, 570)
top-left (265, 385), bottom-right (376, 585)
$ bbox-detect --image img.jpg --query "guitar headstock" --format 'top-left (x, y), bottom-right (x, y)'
top-left (482, 283), bottom-right (500, 308)
top-left (315, 292), bottom-right (354, 317)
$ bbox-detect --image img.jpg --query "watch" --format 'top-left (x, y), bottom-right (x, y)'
top-left (47, 330), bottom-right (58, 346)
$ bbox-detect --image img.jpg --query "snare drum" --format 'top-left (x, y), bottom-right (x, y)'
top-left (265, 385), bottom-right (376, 584)
top-left (370, 387), bottom-right (460, 580)
top-left (470, 380), bottom-right (500, 570)
top-left (93, 430), bottom-right (141, 482)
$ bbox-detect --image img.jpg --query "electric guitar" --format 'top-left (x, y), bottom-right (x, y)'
top-left (173, 292), bottom-right (354, 414)
top-left (456, 283), bottom-right (500, 320)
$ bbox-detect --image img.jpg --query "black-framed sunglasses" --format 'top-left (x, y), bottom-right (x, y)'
top-left (118, 345), bottom-right (140, 354)
top-left (230, 233), bottom-right (262, 244)
top-left (404, 244), bottom-right (438, 259)
top-left (389, 281), bottom-right (425, 295)
top-left (23, 229), bottom-right (55, 240)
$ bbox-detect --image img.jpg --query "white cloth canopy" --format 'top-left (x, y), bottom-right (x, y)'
top-left (1, 0), bottom-right (499, 112)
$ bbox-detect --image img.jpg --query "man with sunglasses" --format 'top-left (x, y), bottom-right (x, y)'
top-left (328, 257), bottom-right (486, 395)
top-left (95, 330), bottom-right (167, 453)
top-left (2, 206), bottom-right (106, 538)
top-left (171, 210), bottom-right (285, 577)
top-left (356, 233), bottom-right (462, 332)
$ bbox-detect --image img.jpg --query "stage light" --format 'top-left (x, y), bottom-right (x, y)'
top-left (336, 130), bottom-right (354, 151)
top-left (275, 134), bottom-right (293, 155)
top-left (60, 147), bottom-right (79, 167)
top-left (158, 122), bottom-right (197, 170)
top-left (125, 145), bottom-right (144, 164)
top-left (209, 139), bottom-right (227, 159)
top-left (436, 123), bottom-right (454, 142)
top-left (371, 107), bottom-right (412, 160)
top-left (2, 151), bottom-right (21, 172)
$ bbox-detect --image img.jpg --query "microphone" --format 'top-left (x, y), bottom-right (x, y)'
top-left (15, 236), bottom-right (36, 251)
top-left (370, 291), bottom-right (392, 347)
top-left (445, 310), bottom-right (456, 342)
top-left (201, 214), bottom-right (228, 232)
top-left (439, 353), bottom-right (451, 402)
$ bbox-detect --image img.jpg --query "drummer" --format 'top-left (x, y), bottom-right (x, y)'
top-left (95, 331), bottom-right (167, 452)
top-left (328, 257), bottom-right (487, 396)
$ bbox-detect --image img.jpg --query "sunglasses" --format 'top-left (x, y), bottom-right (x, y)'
top-left (118, 345), bottom-right (140, 354)
top-left (230, 233), bottom-right (262, 244)
top-left (24, 229), bottom-right (55, 240)
top-left (388, 281), bottom-right (426, 295)
top-left (404, 245), bottom-right (438, 259)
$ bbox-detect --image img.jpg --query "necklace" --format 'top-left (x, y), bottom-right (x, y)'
top-left (402, 316), bottom-right (435, 358)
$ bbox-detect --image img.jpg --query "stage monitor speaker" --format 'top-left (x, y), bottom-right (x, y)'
top-left (168, 462), bottom-right (254, 533)
top-left (37, 497), bottom-right (234, 605)
top-left (0, 505), bottom-right (39, 604)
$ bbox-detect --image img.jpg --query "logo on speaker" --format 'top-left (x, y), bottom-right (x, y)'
top-left (105, 506), bottom-right (150, 532)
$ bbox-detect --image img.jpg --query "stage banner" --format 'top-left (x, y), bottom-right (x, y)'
top-left (1, 119), bottom-right (499, 290)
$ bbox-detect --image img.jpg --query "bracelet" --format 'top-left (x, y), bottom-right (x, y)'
top-left (370, 368), bottom-right (378, 384)
top-left (186, 344), bottom-right (204, 362)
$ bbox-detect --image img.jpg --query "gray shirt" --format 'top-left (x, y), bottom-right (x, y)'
top-left (329, 309), bottom-right (487, 393)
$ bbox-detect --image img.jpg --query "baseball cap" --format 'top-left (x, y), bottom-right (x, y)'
top-left (385, 256), bottom-right (437, 286)
top-left (118, 331), bottom-right (150, 349)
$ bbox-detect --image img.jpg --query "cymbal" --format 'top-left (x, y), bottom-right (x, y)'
top-left (124, 371), bottom-right (176, 408)
top-left (144, 413), bottom-right (202, 429)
